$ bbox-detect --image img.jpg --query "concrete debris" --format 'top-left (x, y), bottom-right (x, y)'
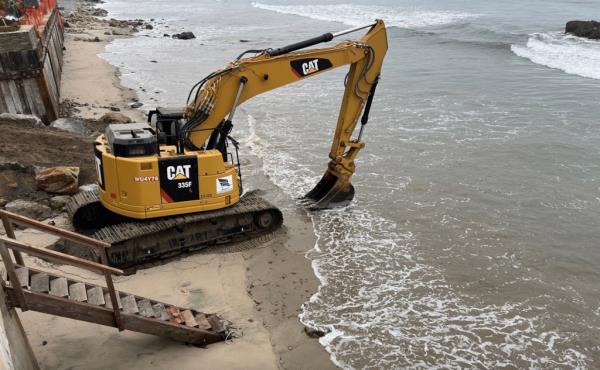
top-left (0, 113), bottom-right (43, 127)
top-left (50, 117), bottom-right (88, 136)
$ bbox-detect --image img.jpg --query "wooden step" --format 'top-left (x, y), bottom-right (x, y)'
top-left (30, 273), bottom-right (49, 293)
top-left (104, 292), bottom-right (122, 309)
top-left (195, 313), bottom-right (212, 330)
top-left (50, 277), bottom-right (68, 298)
top-left (121, 295), bottom-right (139, 314)
top-left (137, 299), bottom-right (156, 318)
top-left (15, 267), bottom-right (29, 288)
top-left (68, 282), bottom-right (87, 302)
top-left (181, 310), bottom-right (198, 327)
top-left (152, 303), bottom-right (171, 321)
top-left (86, 287), bottom-right (105, 306)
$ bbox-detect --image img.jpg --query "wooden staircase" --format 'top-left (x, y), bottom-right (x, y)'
top-left (0, 210), bottom-right (229, 347)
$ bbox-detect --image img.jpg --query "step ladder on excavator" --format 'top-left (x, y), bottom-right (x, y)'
top-left (0, 210), bottom-right (230, 347)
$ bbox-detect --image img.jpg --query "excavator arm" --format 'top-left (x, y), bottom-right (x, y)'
top-left (182, 20), bottom-right (388, 208)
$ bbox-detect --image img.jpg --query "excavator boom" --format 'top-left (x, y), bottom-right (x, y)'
top-left (183, 20), bottom-right (388, 208)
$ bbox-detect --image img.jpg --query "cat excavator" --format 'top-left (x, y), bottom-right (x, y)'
top-left (67, 20), bottom-right (388, 270)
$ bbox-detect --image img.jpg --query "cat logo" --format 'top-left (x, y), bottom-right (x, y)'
top-left (166, 165), bottom-right (191, 180)
top-left (290, 58), bottom-right (333, 78)
top-left (302, 59), bottom-right (320, 75)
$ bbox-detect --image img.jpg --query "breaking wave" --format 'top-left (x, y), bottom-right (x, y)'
top-left (251, 2), bottom-right (477, 29)
top-left (511, 32), bottom-right (600, 80)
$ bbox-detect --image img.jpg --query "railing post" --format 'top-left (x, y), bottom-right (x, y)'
top-left (104, 272), bottom-right (124, 331)
top-left (0, 240), bottom-right (28, 311)
top-left (99, 248), bottom-right (124, 331)
top-left (1, 214), bottom-right (25, 266)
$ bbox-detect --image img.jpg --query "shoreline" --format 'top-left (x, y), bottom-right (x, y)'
top-left (17, 1), bottom-right (336, 369)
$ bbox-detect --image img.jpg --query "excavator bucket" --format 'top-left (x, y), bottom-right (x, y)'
top-left (301, 171), bottom-right (355, 210)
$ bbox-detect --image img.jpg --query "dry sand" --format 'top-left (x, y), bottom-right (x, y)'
top-left (13, 2), bottom-right (337, 369)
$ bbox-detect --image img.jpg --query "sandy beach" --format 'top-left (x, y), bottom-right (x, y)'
top-left (12, 1), bottom-right (336, 369)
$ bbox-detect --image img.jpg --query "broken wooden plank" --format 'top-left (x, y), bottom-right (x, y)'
top-left (195, 313), bottom-right (212, 330)
top-left (30, 272), bottom-right (49, 293)
top-left (207, 315), bottom-right (226, 333)
top-left (86, 287), bottom-right (105, 306)
top-left (15, 266), bottom-right (29, 288)
top-left (121, 295), bottom-right (139, 314)
top-left (68, 282), bottom-right (87, 302)
top-left (152, 303), bottom-right (171, 321)
top-left (180, 310), bottom-right (198, 327)
top-left (137, 299), bottom-right (155, 318)
top-left (49, 277), bottom-right (68, 298)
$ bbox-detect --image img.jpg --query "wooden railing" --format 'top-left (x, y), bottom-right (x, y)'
top-left (0, 210), bottom-right (125, 330)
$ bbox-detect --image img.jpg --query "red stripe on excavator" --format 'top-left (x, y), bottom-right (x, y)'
top-left (160, 188), bottom-right (174, 203)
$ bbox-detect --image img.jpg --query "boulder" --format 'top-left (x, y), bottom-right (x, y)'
top-left (172, 31), bottom-right (195, 40)
top-left (50, 117), bottom-right (88, 136)
top-left (0, 113), bottom-right (43, 126)
top-left (304, 326), bottom-right (327, 338)
top-left (35, 167), bottom-right (80, 195)
top-left (99, 112), bottom-right (132, 123)
top-left (5, 200), bottom-right (52, 220)
top-left (49, 195), bottom-right (72, 210)
top-left (565, 20), bottom-right (600, 40)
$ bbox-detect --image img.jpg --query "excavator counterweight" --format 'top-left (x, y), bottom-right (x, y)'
top-left (68, 21), bottom-right (389, 270)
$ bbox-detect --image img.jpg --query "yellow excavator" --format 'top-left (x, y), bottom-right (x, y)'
top-left (67, 20), bottom-right (388, 270)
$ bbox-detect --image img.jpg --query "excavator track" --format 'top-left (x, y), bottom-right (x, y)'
top-left (67, 189), bottom-right (283, 271)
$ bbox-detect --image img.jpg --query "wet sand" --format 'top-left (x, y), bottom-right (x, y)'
top-left (14, 1), bottom-right (336, 369)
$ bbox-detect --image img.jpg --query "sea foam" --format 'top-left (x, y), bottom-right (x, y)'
top-left (251, 2), bottom-right (477, 29)
top-left (242, 110), bottom-right (587, 369)
top-left (511, 32), bottom-right (600, 80)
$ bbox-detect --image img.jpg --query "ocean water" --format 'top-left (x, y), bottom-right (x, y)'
top-left (99, 0), bottom-right (600, 368)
